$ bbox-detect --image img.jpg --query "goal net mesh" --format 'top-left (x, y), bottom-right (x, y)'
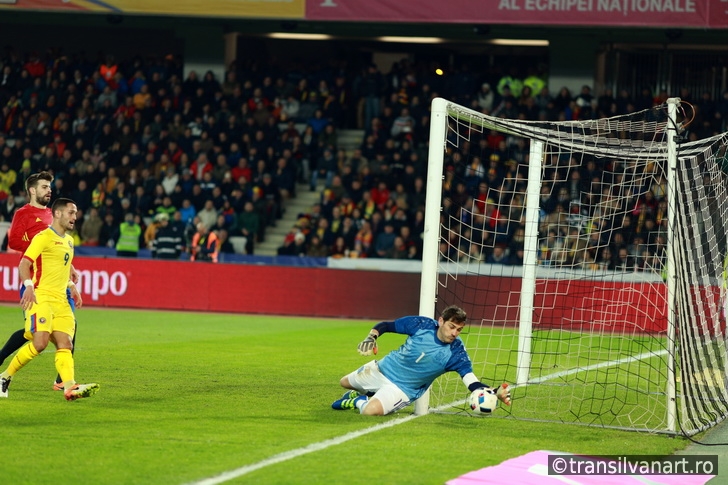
top-left (426, 99), bottom-right (728, 435)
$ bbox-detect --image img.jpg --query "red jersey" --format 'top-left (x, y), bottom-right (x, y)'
top-left (7, 204), bottom-right (52, 253)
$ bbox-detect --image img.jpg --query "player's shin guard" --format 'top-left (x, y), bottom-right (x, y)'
top-left (7, 342), bottom-right (40, 376)
top-left (54, 348), bottom-right (75, 385)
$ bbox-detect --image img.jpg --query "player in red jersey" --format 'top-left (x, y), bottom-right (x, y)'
top-left (0, 172), bottom-right (82, 390)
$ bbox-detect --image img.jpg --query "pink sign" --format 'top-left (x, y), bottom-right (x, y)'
top-left (447, 450), bottom-right (713, 485)
top-left (306, 0), bottom-right (728, 28)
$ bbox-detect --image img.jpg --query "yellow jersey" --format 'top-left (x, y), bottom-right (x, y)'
top-left (22, 227), bottom-right (74, 301)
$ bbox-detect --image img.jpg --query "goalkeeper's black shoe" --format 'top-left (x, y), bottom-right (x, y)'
top-left (0, 376), bottom-right (11, 398)
top-left (332, 390), bottom-right (366, 410)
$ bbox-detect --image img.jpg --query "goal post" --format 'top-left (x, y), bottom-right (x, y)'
top-left (418, 96), bottom-right (728, 435)
top-left (414, 97), bottom-right (449, 415)
top-left (516, 139), bottom-right (543, 387)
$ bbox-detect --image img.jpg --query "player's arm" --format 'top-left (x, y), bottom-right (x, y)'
top-left (68, 280), bottom-right (83, 309)
top-left (70, 264), bottom-right (80, 284)
top-left (7, 210), bottom-right (28, 252)
top-left (453, 343), bottom-right (511, 405)
top-left (356, 321), bottom-right (395, 356)
top-left (19, 256), bottom-right (37, 311)
top-left (68, 264), bottom-right (82, 308)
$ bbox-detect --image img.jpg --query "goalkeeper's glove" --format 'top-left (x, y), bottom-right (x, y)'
top-left (357, 333), bottom-right (378, 356)
top-left (495, 383), bottom-right (511, 406)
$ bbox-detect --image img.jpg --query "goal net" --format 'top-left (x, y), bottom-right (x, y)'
top-left (421, 97), bottom-right (728, 435)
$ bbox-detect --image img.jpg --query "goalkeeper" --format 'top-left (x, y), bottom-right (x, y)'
top-left (331, 305), bottom-right (511, 415)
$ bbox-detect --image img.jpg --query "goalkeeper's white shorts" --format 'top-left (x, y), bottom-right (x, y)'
top-left (346, 360), bottom-right (410, 415)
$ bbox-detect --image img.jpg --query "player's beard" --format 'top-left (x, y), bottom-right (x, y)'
top-left (37, 194), bottom-right (51, 207)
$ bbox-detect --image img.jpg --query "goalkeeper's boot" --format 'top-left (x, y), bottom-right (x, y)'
top-left (332, 390), bottom-right (366, 410)
top-left (0, 376), bottom-right (11, 398)
top-left (64, 383), bottom-right (100, 401)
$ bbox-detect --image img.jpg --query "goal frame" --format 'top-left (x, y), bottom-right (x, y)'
top-left (415, 97), bottom-right (681, 431)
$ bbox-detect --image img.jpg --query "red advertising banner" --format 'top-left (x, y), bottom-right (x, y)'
top-left (0, 253), bottom-right (420, 320)
top-left (306, 0), bottom-right (728, 28)
top-left (0, 253), bottom-right (678, 332)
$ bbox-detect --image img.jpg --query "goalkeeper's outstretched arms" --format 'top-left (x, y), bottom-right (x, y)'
top-left (462, 372), bottom-right (512, 406)
top-left (357, 321), bottom-right (395, 356)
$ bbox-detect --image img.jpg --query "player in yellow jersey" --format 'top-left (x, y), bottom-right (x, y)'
top-left (0, 198), bottom-right (99, 401)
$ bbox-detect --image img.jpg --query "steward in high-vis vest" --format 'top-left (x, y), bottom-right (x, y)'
top-left (191, 222), bottom-right (219, 263)
top-left (523, 75), bottom-right (545, 99)
top-left (115, 213), bottom-right (142, 257)
top-left (497, 73), bottom-right (523, 98)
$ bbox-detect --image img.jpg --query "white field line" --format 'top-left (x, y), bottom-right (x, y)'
top-left (184, 411), bottom-right (424, 485)
top-left (186, 349), bottom-right (667, 484)
top-left (524, 349), bottom-right (669, 385)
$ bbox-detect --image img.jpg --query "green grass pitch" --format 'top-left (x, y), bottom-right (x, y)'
top-left (0, 306), bottom-right (692, 484)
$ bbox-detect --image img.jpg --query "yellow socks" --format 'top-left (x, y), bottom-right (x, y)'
top-left (6, 342), bottom-right (40, 377)
top-left (54, 348), bottom-right (75, 386)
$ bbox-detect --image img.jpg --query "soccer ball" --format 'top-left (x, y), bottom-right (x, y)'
top-left (469, 387), bottom-right (498, 414)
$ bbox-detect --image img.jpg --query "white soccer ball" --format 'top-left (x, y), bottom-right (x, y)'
top-left (469, 387), bottom-right (498, 414)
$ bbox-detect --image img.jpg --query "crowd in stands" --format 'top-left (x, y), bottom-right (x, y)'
top-left (0, 46), bottom-right (727, 266)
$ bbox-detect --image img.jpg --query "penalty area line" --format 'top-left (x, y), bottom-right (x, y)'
top-left (185, 406), bottom-right (439, 485)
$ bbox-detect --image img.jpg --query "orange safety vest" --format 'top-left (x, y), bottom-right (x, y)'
top-left (191, 231), bottom-right (219, 263)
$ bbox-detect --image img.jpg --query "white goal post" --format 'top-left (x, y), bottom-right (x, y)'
top-left (417, 96), bottom-right (728, 435)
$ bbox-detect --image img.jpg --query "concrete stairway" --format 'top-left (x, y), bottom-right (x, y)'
top-left (253, 128), bottom-right (364, 257)
top-left (254, 182), bottom-right (321, 256)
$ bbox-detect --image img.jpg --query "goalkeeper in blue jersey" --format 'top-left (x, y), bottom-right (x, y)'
top-left (331, 305), bottom-right (511, 415)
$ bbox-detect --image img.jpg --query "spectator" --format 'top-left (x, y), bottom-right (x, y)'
top-left (0, 194), bottom-right (18, 222)
top-left (98, 213), bottom-right (117, 248)
top-left (306, 234), bottom-right (328, 257)
top-left (329, 236), bottom-right (348, 258)
top-left (232, 201), bottom-right (259, 255)
top-left (475, 83), bottom-right (495, 113)
top-left (0, 162), bottom-right (17, 198)
top-left (80, 206), bottom-right (103, 246)
top-left (196, 199), bottom-right (218, 230)
top-left (388, 236), bottom-right (408, 259)
top-left (115, 212), bottom-right (142, 258)
top-left (190, 153), bottom-right (212, 181)
top-left (151, 212), bottom-right (184, 260)
top-left (373, 222), bottom-right (396, 258)
top-left (277, 230), bottom-right (307, 256)
top-left (190, 222), bottom-right (219, 262)
top-left (311, 148), bottom-right (337, 192)
top-left (354, 63), bottom-right (385, 130)
top-left (161, 166), bottom-right (179, 195)
top-left (390, 107), bottom-right (415, 140)
top-left (216, 228), bottom-right (235, 255)
top-left (486, 245), bottom-right (509, 265)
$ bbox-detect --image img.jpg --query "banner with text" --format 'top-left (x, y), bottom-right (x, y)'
top-left (0, 252), bottom-right (678, 332)
top-left (306, 0), bottom-right (728, 28)
top-left (0, 253), bottom-right (420, 320)
top-left (0, 0), bottom-right (304, 18)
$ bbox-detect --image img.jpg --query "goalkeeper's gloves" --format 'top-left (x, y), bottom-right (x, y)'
top-left (357, 333), bottom-right (378, 356)
top-left (495, 383), bottom-right (512, 406)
